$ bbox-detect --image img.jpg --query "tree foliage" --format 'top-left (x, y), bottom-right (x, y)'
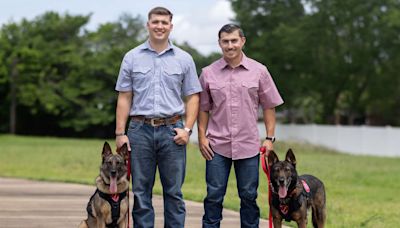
top-left (230, 0), bottom-right (400, 125)
top-left (0, 12), bottom-right (220, 136)
top-left (0, 12), bottom-right (147, 136)
top-left (1, 1), bottom-right (399, 137)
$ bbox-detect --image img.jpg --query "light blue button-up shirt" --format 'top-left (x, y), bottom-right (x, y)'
top-left (115, 40), bottom-right (202, 118)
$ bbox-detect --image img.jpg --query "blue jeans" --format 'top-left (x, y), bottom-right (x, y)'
top-left (202, 153), bottom-right (260, 228)
top-left (127, 119), bottom-right (186, 228)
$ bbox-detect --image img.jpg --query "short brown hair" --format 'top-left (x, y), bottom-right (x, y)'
top-left (148, 7), bottom-right (173, 21)
top-left (218, 24), bottom-right (245, 39)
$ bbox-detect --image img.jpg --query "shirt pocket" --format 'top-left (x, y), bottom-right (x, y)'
top-left (163, 66), bottom-right (183, 90)
top-left (241, 81), bottom-right (259, 108)
top-left (209, 83), bottom-right (227, 106)
top-left (132, 65), bottom-right (152, 92)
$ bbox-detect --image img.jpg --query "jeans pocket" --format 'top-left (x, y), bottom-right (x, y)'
top-left (128, 120), bottom-right (143, 133)
top-left (167, 120), bottom-right (184, 135)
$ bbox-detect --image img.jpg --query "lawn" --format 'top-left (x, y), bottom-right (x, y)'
top-left (1, 134), bottom-right (399, 227)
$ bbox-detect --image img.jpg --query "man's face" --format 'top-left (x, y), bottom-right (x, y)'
top-left (147, 14), bottom-right (173, 43)
top-left (219, 30), bottom-right (246, 62)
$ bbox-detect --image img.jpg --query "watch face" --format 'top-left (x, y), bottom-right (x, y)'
top-left (184, 127), bottom-right (192, 135)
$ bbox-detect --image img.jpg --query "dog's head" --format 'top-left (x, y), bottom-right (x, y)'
top-left (268, 149), bottom-right (298, 199)
top-left (100, 142), bottom-right (129, 194)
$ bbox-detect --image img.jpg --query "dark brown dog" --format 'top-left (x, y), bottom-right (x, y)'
top-left (267, 149), bottom-right (326, 228)
top-left (79, 142), bottom-right (130, 228)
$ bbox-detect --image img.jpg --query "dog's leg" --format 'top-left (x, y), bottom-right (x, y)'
top-left (312, 186), bottom-right (326, 228)
top-left (296, 219), bottom-right (307, 228)
top-left (272, 217), bottom-right (283, 228)
top-left (97, 220), bottom-right (106, 228)
top-left (118, 220), bottom-right (127, 228)
top-left (78, 220), bottom-right (88, 228)
top-left (312, 205), bottom-right (326, 228)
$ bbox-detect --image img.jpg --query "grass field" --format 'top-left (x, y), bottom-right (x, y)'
top-left (1, 134), bottom-right (399, 227)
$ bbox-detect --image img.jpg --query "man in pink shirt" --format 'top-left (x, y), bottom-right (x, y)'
top-left (198, 24), bottom-right (284, 227)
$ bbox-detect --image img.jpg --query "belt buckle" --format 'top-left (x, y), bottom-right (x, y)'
top-left (150, 118), bottom-right (156, 127)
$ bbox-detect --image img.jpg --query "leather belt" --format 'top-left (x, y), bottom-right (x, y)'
top-left (131, 115), bottom-right (181, 127)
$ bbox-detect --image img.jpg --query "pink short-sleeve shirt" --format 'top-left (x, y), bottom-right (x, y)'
top-left (199, 54), bottom-right (284, 160)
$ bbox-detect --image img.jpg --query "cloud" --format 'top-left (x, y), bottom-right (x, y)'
top-left (0, 0), bottom-right (235, 56)
top-left (210, 0), bottom-right (235, 22)
top-left (171, 0), bottom-right (235, 55)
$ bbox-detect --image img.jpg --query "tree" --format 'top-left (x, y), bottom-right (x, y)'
top-left (229, 0), bottom-right (400, 125)
top-left (305, 0), bottom-right (400, 124)
top-left (176, 41), bottom-right (221, 73)
top-left (59, 13), bottom-right (145, 133)
top-left (0, 12), bottom-right (147, 136)
top-left (229, 0), bottom-right (312, 122)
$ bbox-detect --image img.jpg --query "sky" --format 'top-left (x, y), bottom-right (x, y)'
top-left (0, 0), bottom-right (235, 55)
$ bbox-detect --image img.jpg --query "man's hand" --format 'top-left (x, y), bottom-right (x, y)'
top-left (198, 136), bottom-right (214, 160)
top-left (116, 135), bottom-right (131, 152)
top-left (173, 128), bottom-right (189, 145)
top-left (260, 140), bottom-right (273, 156)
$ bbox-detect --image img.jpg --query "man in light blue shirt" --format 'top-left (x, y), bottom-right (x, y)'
top-left (115, 6), bottom-right (202, 228)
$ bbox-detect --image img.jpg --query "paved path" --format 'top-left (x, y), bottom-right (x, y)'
top-left (0, 177), bottom-right (277, 228)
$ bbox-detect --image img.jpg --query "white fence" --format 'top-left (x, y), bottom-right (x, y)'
top-left (271, 124), bottom-right (400, 157)
top-left (191, 123), bottom-right (400, 157)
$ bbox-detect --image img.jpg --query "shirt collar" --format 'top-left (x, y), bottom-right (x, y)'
top-left (218, 52), bottom-right (250, 70)
top-left (141, 40), bottom-right (175, 54)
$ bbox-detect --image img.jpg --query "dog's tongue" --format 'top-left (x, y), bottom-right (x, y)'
top-left (110, 176), bottom-right (117, 194)
top-left (279, 186), bottom-right (287, 198)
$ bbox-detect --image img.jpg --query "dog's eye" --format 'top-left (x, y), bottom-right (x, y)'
top-left (285, 167), bottom-right (291, 172)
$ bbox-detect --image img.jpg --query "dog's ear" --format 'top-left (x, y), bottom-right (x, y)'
top-left (285, 148), bottom-right (296, 167)
top-left (102, 142), bottom-right (113, 162)
top-left (117, 143), bottom-right (129, 162)
top-left (267, 150), bottom-right (279, 167)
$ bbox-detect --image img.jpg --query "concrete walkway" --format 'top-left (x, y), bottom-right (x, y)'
top-left (0, 177), bottom-right (277, 228)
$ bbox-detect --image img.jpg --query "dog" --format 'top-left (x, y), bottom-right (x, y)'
top-left (267, 149), bottom-right (326, 228)
top-left (79, 142), bottom-right (130, 228)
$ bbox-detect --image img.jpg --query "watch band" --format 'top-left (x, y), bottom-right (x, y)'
top-left (115, 132), bottom-right (125, 137)
top-left (265, 136), bottom-right (276, 143)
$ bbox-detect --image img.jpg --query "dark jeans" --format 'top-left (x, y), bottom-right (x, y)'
top-left (127, 119), bottom-right (186, 228)
top-left (202, 153), bottom-right (260, 228)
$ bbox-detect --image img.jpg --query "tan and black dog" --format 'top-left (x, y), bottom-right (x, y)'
top-left (267, 149), bottom-right (326, 228)
top-left (79, 142), bottom-right (130, 228)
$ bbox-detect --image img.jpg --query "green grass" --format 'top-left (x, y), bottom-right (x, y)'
top-left (1, 134), bottom-right (399, 227)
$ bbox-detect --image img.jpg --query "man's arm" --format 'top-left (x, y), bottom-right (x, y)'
top-left (184, 93), bottom-right (200, 130)
top-left (197, 110), bottom-right (214, 160)
top-left (261, 108), bottom-right (276, 152)
top-left (115, 91), bottom-right (132, 150)
top-left (173, 93), bottom-right (200, 145)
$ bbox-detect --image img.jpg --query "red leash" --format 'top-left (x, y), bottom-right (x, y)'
top-left (260, 146), bottom-right (273, 228)
top-left (126, 152), bottom-right (131, 228)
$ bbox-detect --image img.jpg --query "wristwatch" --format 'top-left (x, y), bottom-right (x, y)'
top-left (265, 136), bottom-right (276, 143)
top-left (184, 127), bottom-right (192, 136)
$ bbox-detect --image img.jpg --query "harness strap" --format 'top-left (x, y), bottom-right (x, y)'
top-left (86, 190), bottom-right (97, 218)
top-left (98, 189), bottom-right (127, 227)
top-left (301, 179), bottom-right (310, 193)
top-left (274, 179), bottom-right (311, 222)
